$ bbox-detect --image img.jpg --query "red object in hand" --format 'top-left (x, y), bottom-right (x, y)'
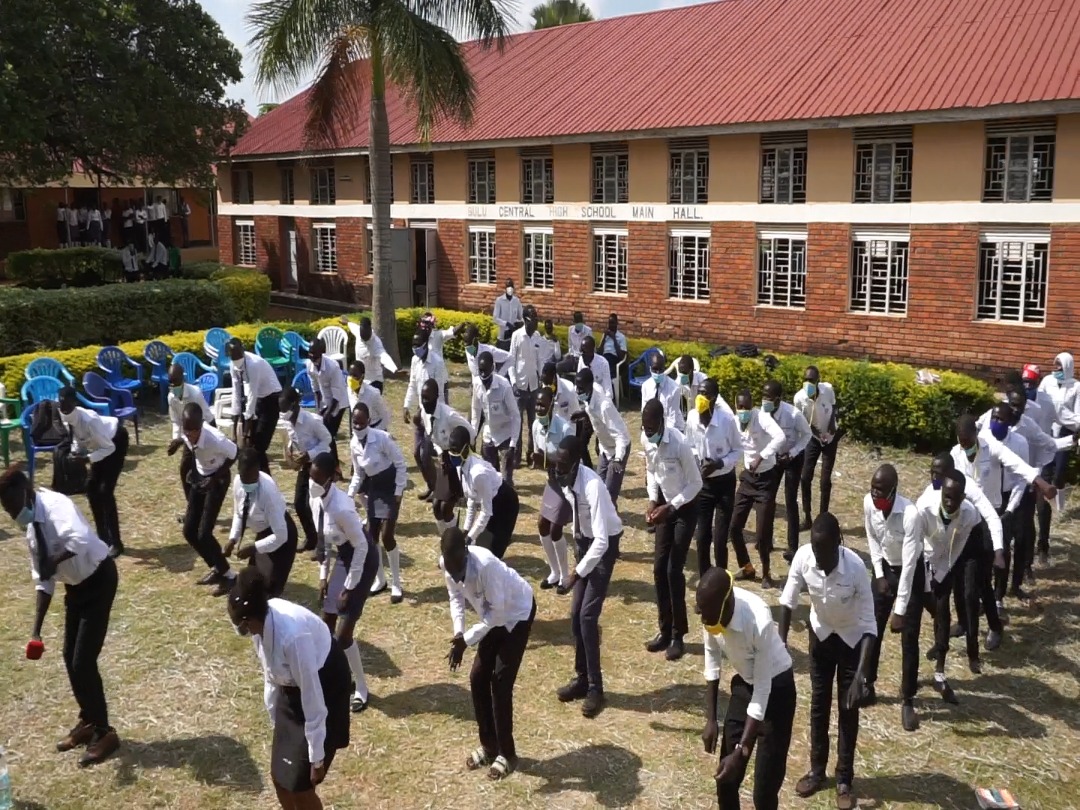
top-left (26, 639), bottom-right (45, 660)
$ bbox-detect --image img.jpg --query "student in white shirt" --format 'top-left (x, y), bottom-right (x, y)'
top-left (144, 236), bottom-right (169, 279)
top-left (642, 399), bottom-right (702, 662)
top-left (281, 386), bottom-right (334, 555)
top-left (345, 361), bottom-right (391, 429)
top-left (441, 527), bottom-right (536, 780)
top-left (58, 387), bottom-right (129, 556)
top-left (794, 365), bottom-right (841, 527)
top-left (573, 367), bottom-right (630, 504)
top-left (863, 464), bottom-right (924, 732)
top-left (418, 380), bottom-right (475, 532)
top-left (729, 389), bottom-right (787, 587)
top-left (404, 331), bottom-right (443, 500)
top-left (340, 316), bottom-right (397, 392)
top-left (463, 323), bottom-right (511, 380)
top-left (57, 202), bottom-right (70, 246)
top-left (178, 195), bottom-right (191, 247)
top-left (472, 351), bottom-right (522, 485)
top-left (120, 242), bottom-right (140, 282)
top-left (697, 568), bottom-right (796, 810)
top-left (531, 388), bottom-right (573, 593)
top-left (1023, 364), bottom-right (1059, 567)
top-left (507, 306), bottom-right (544, 460)
top-left (224, 448), bottom-right (298, 598)
top-left (1038, 351), bottom-right (1080, 516)
top-left (541, 361), bottom-right (580, 425)
top-left (552, 434), bottom-right (622, 719)
top-left (0, 467), bottom-right (121, 767)
top-left (227, 567), bottom-right (351, 804)
top-left (417, 312), bottom-right (458, 403)
top-left (447, 426), bottom-right (520, 559)
top-left (675, 355), bottom-right (710, 418)
top-left (762, 380), bottom-right (812, 563)
top-left (685, 380), bottom-right (742, 576)
top-left (67, 204), bottom-right (80, 246)
top-left (640, 351), bottom-right (685, 431)
top-left (346, 402), bottom-right (407, 603)
top-left (779, 513), bottom-right (876, 810)
top-left (310, 452), bottom-right (379, 713)
top-left (121, 201), bottom-right (135, 247)
top-left (577, 335), bottom-right (613, 399)
top-left (228, 338), bottom-right (283, 474)
top-left (306, 337), bottom-right (350, 456)
top-left (86, 206), bottom-right (102, 246)
top-left (538, 319), bottom-right (562, 369)
top-left (599, 313), bottom-right (628, 399)
top-left (168, 364), bottom-right (214, 501)
top-left (557, 311), bottom-right (592, 374)
top-left (492, 279), bottom-right (523, 349)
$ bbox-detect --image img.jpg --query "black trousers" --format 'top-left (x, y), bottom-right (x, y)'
top-left (952, 523), bottom-right (1002, 659)
top-left (251, 394), bottom-right (280, 474)
top-left (251, 514), bottom-right (299, 598)
top-left (482, 438), bottom-right (516, 486)
top-left (997, 489), bottom-right (1034, 600)
top-left (716, 668), bottom-right (796, 810)
top-left (64, 556), bottom-right (118, 733)
top-left (868, 558), bottom-right (925, 701)
top-left (413, 423), bottom-right (437, 493)
top-left (513, 388), bottom-right (537, 457)
top-left (323, 407), bottom-right (346, 461)
top-left (808, 629), bottom-right (860, 787)
top-left (653, 494), bottom-right (698, 638)
top-left (925, 566), bottom-right (958, 672)
top-left (696, 472), bottom-right (736, 575)
top-left (87, 426), bottom-right (128, 548)
top-left (572, 534), bottom-right (620, 690)
top-left (294, 464), bottom-right (317, 550)
top-left (801, 437), bottom-right (839, 519)
top-left (780, 452), bottom-right (805, 553)
top-left (477, 483), bottom-right (520, 559)
top-left (471, 601), bottom-right (535, 761)
top-left (179, 444), bottom-right (194, 500)
top-left (730, 468), bottom-right (778, 567)
top-left (183, 472), bottom-right (230, 574)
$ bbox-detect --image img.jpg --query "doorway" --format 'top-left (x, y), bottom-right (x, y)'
top-left (409, 222), bottom-right (438, 308)
top-left (281, 218), bottom-right (298, 290)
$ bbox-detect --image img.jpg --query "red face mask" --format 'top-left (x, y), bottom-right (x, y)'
top-left (872, 490), bottom-right (895, 511)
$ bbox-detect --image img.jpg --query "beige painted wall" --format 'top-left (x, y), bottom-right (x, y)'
top-left (335, 157), bottom-right (367, 204)
top-left (217, 171), bottom-right (233, 205)
top-left (435, 152), bottom-right (466, 204)
top-left (554, 144), bottom-right (590, 202)
top-left (252, 164), bottom-right (279, 205)
top-left (628, 139), bottom-right (668, 202)
top-left (912, 122), bottom-right (984, 202)
top-left (494, 148), bottom-right (519, 201)
top-left (392, 155), bottom-right (410, 204)
top-left (709, 134), bottom-right (759, 203)
top-left (1054, 113), bottom-right (1080, 201)
top-left (807, 129), bottom-right (853, 203)
top-left (293, 166), bottom-right (311, 205)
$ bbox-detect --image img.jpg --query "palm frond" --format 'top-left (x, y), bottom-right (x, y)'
top-left (410, 0), bottom-right (515, 49)
top-left (304, 27), bottom-right (371, 150)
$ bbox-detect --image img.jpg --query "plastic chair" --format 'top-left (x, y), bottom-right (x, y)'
top-left (97, 346), bottom-right (143, 396)
top-left (628, 346), bottom-right (663, 400)
top-left (25, 357), bottom-right (76, 386)
top-left (21, 375), bottom-right (65, 405)
top-left (173, 351), bottom-right (214, 385)
top-left (83, 372), bottom-right (140, 444)
top-left (196, 372), bottom-right (218, 406)
top-left (204, 327), bottom-right (232, 361)
top-left (665, 356), bottom-right (701, 376)
top-left (144, 340), bottom-right (173, 413)
top-left (20, 402), bottom-right (63, 483)
top-left (316, 325), bottom-right (348, 367)
top-left (0, 392), bottom-right (22, 468)
top-left (255, 327), bottom-right (291, 380)
top-left (281, 331), bottom-right (310, 374)
top-left (291, 370), bottom-right (317, 409)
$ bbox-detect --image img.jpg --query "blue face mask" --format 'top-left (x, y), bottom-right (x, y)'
top-left (652, 372), bottom-right (664, 385)
top-left (761, 400), bottom-right (776, 414)
top-left (931, 478), bottom-right (943, 491)
top-left (964, 443), bottom-right (978, 459)
top-left (538, 413), bottom-right (551, 427)
top-left (413, 346), bottom-right (428, 360)
top-left (1025, 387), bottom-right (1037, 402)
top-left (804, 382), bottom-right (817, 397)
top-left (241, 481), bottom-right (259, 496)
top-left (171, 385), bottom-right (185, 398)
top-left (449, 454), bottom-right (464, 469)
top-left (647, 430), bottom-right (662, 445)
top-left (989, 418), bottom-right (1009, 441)
top-left (737, 409), bottom-right (751, 427)
top-left (1054, 370), bottom-right (1066, 382)
top-left (577, 391), bottom-right (591, 405)
top-left (15, 506), bottom-right (34, 529)
top-left (679, 373), bottom-right (690, 385)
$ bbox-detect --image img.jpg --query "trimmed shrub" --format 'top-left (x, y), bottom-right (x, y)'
top-left (6, 247), bottom-right (124, 288)
top-left (215, 272), bottom-right (272, 323)
top-left (180, 261), bottom-right (222, 280)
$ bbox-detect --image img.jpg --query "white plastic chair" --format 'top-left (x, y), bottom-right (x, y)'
top-left (664, 357), bottom-right (701, 376)
top-left (614, 356), bottom-right (627, 408)
top-left (317, 325), bottom-right (349, 368)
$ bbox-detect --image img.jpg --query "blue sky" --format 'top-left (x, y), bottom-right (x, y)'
top-left (203, 0), bottom-right (706, 112)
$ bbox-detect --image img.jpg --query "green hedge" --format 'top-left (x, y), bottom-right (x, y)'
top-left (6, 247), bottom-right (124, 288)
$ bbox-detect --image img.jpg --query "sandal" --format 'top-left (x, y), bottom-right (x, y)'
top-left (488, 755), bottom-right (516, 781)
top-left (465, 748), bottom-right (492, 771)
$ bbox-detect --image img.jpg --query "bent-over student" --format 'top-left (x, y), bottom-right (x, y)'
top-left (0, 465), bottom-right (122, 766)
top-left (472, 350), bottom-right (522, 485)
top-left (346, 360), bottom-right (391, 428)
top-left (574, 367), bottom-right (631, 503)
top-left (448, 426), bottom-right (520, 559)
top-left (168, 364), bottom-right (214, 501)
top-left (282, 386), bottom-right (334, 556)
top-left (225, 448), bottom-right (298, 598)
top-left (341, 316), bottom-right (397, 392)
top-left (307, 337), bottom-right (350, 455)
top-left (228, 338), bottom-right (283, 473)
top-left (442, 527), bottom-right (536, 781)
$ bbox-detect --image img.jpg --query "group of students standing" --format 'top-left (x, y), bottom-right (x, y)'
top-left (3, 301), bottom-right (1078, 808)
top-left (56, 196), bottom-right (190, 251)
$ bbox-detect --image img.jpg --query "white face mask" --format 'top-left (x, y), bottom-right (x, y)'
top-left (309, 481), bottom-right (326, 498)
top-left (59, 409), bottom-right (75, 425)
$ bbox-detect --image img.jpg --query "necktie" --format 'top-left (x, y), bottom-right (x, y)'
top-left (34, 521), bottom-right (56, 582)
top-left (315, 501), bottom-right (327, 564)
top-left (238, 369), bottom-right (248, 417)
top-left (239, 493), bottom-right (251, 544)
top-left (572, 488), bottom-right (582, 543)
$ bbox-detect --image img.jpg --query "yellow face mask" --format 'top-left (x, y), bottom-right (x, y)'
top-left (348, 377), bottom-right (361, 392)
top-left (695, 394), bottom-right (712, 415)
top-left (703, 573), bottom-right (734, 635)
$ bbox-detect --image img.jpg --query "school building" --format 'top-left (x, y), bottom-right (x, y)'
top-left (219, 0), bottom-right (1080, 373)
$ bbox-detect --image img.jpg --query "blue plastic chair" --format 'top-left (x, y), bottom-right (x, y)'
top-left (174, 351), bottom-right (214, 385)
top-left (628, 346), bottom-right (663, 400)
top-left (144, 340), bottom-right (172, 413)
top-left (83, 372), bottom-right (140, 444)
top-left (204, 327), bottom-right (232, 361)
top-left (25, 357), bottom-right (76, 386)
top-left (20, 374), bottom-right (110, 416)
top-left (196, 372), bottom-right (218, 406)
top-left (20, 402), bottom-right (63, 483)
top-left (97, 346), bottom-right (143, 396)
top-left (291, 370), bottom-right (317, 409)
top-left (281, 331), bottom-right (310, 375)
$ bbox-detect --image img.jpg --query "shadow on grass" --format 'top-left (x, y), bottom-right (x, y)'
top-left (122, 542), bottom-right (197, 574)
top-left (607, 683), bottom-right (702, 715)
top-left (14, 803), bottom-right (49, 810)
top-left (527, 616), bottom-right (573, 648)
top-left (520, 743), bottom-right (644, 807)
top-left (357, 639), bottom-right (403, 679)
top-left (113, 734), bottom-right (262, 792)
top-left (855, 770), bottom-right (973, 809)
top-left (373, 682), bottom-right (473, 721)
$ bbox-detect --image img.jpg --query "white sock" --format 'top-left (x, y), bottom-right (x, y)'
top-left (554, 537), bottom-right (570, 585)
top-left (371, 549), bottom-right (386, 590)
top-left (1055, 490), bottom-right (1066, 512)
top-left (539, 534), bottom-right (560, 583)
top-left (388, 547), bottom-right (402, 590)
top-left (435, 514), bottom-right (459, 535)
top-left (934, 670), bottom-right (946, 683)
top-left (344, 642), bottom-right (368, 700)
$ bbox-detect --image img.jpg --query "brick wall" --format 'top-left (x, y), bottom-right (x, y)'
top-left (254, 215), bottom-right (282, 289)
top-left (217, 215), bottom-right (233, 264)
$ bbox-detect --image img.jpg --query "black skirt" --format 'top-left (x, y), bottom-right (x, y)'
top-left (322, 537), bottom-right (379, 620)
top-left (250, 513), bottom-right (299, 598)
top-left (362, 464), bottom-right (399, 521)
top-left (433, 454), bottom-right (464, 502)
top-left (271, 637), bottom-right (351, 792)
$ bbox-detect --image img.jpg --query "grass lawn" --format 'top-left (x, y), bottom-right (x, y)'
top-left (1, 369), bottom-right (1078, 810)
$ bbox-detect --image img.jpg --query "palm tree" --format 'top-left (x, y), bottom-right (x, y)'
top-left (248, 0), bottom-right (512, 361)
top-left (531, 0), bottom-right (594, 29)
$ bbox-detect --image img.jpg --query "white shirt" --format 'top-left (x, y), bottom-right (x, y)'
top-left (253, 599), bottom-right (333, 764)
top-left (471, 374), bottom-right (522, 448)
top-left (492, 294), bottom-right (523, 338)
top-left (599, 330), bottom-right (627, 358)
top-left (862, 492), bottom-right (922, 616)
top-left (152, 240), bottom-right (168, 266)
top-left (641, 374), bottom-right (686, 431)
top-left (549, 377), bottom-right (581, 424)
top-left (562, 464), bottom-right (623, 576)
top-left (347, 428), bottom-right (407, 497)
top-left (121, 248), bottom-right (138, 275)
top-left (67, 208), bottom-right (78, 226)
top-left (915, 488), bottom-right (983, 582)
top-left (567, 323), bottom-right (593, 356)
top-left (27, 488), bottom-right (110, 596)
top-left (781, 544), bottom-right (877, 648)
top-left (285, 409), bottom-right (333, 459)
top-left (421, 402), bottom-right (474, 455)
top-left (423, 327), bottom-right (455, 385)
top-left (347, 380), bottom-right (391, 428)
top-left (766, 401), bottom-right (812, 458)
top-left (976, 408), bottom-right (1071, 469)
top-left (88, 208), bottom-right (102, 224)
top-left (444, 546), bottom-right (534, 647)
top-left (538, 334), bottom-right (561, 368)
top-left (231, 353), bottom-right (283, 420)
top-left (344, 324), bottom-right (397, 384)
top-left (919, 477), bottom-right (1003, 551)
top-left (579, 353), bottom-right (614, 398)
top-left (168, 382), bottom-right (212, 440)
top-left (57, 207), bottom-right (66, 222)
top-left (459, 455), bottom-right (504, 541)
top-left (403, 353), bottom-right (442, 411)
top-left (644, 427), bottom-right (703, 509)
top-left (950, 436), bottom-right (1039, 511)
top-left (793, 383), bottom-right (838, 440)
top-left (583, 384), bottom-right (630, 460)
top-left (465, 343), bottom-right (511, 379)
top-left (60, 407), bottom-right (118, 463)
top-left (990, 429), bottom-right (1031, 513)
top-left (229, 473), bottom-right (290, 553)
top-left (1037, 354), bottom-right (1080, 432)
top-left (183, 423), bottom-right (238, 476)
top-left (508, 326), bottom-right (543, 391)
top-left (314, 485), bottom-right (371, 590)
top-left (531, 414), bottom-right (573, 466)
top-left (1025, 391), bottom-right (1056, 436)
top-left (306, 356), bottom-right (349, 417)
top-left (134, 207), bottom-right (147, 225)
top-left (122, 207), bottom-right (134, 227)
top-left (685, 408), bottom-right (742, 477)
top-left (703, 588), bottom-right (793, 721)
top-left (738, 408), bottom-right (787, 474)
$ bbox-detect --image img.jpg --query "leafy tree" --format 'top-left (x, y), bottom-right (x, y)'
top-left (248, 0), bottom-right (513, 362)
top-left (531, 0), bottom-right (594, 29)
top-left (258, 102), bottom-right (282, 116)
top-left (0, 0), bottom-right (247, 188)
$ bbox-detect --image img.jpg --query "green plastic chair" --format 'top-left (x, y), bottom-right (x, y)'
top-left (0, 389), bottom-right (22, 468)
top-left (255, 327), bottom-right (291, 380)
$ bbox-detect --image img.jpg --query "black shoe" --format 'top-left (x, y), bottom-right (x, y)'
top-left (417, 489), bottom-right (432, 502)
top-left (1025, 566), bottom-right (1037, 585)
top-left (646, 525), bottom-right (656, 535)
top-left (351, 694), bottom-right (368, 713)
top-left (950, 622), bottom-right (965, 639)
top-left (556, 677), bottom-right (589, 703)
top-left (933, 677), bottom-right (959, 704)
top-left (861, 685), bottom-right (877, 707)
top-left (555, 583), bottom-right (572, 596)
top-left (581, 689), bottom-right (605, 718)
top-left (925, 643), bottom-right (942, 661)
top-left (645, 633), bottom-right (671, 653)
top-left (795, 772), bottom-right (825, 798)
top-left (665, 636), bottom-right (685, 662)
top-left (539, 578), bottom-right (557, 590)
top-left (107, 542), bottom-right (124, 559)
top-left (197, 570), bottom-right (222, 586)
top-left (901, 703), bottom-right (919, 732)
top-left (300, 540), bottom-right (318, 553)
top-left (969, 657), bottom-right (982, 674)
top-left (1009, 586), bottom-right (1032, 602)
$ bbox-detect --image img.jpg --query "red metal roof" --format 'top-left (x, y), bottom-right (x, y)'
top-left (233, 0), bottom-right (1080, 157)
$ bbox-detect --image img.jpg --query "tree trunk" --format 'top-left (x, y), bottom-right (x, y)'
top-left (368, 44), bottom-right (400, 365)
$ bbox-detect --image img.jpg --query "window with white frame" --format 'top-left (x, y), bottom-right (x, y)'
top-left (593, 229), bottom-right (628, 294)
top-left (521, 155), bottom-right (554, 204)
top-left (669, 230), bottom-right (710, 300)
top-left (523, 228), bottom-right (554, 289)
top-left (231, 169), bottom-right (254, 204)
top-left (983, 120), bottom-right (1056, 202)
top-left (760, 134), bottom-right (808, 204)
top-left (592, 146), bottom-right (628, 204)
top-left (312, 222), bottom-right (338, 274)
top-left (853, 128), bottom-right (912, 203)
top-left (757, 230), bottom-right (807, 307)
top-left (468, 154), bottom-right (496, 204)
top-left (235, 220), bottom-right (256, 266)
top-left (410, 156), bottom-right (435, 204)
top-left (280, 168), bottom-right (295, 204)
top-left (668, 139), bottom-right (709, 204)
top-left (977, 233), bottom-right (1049, 324)
top-left (469, 226), bottom-right (497, 284)
top-left (310, 167), bottom-right (336, 205)
top-left (850, 232), bottom-right (909, 315)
